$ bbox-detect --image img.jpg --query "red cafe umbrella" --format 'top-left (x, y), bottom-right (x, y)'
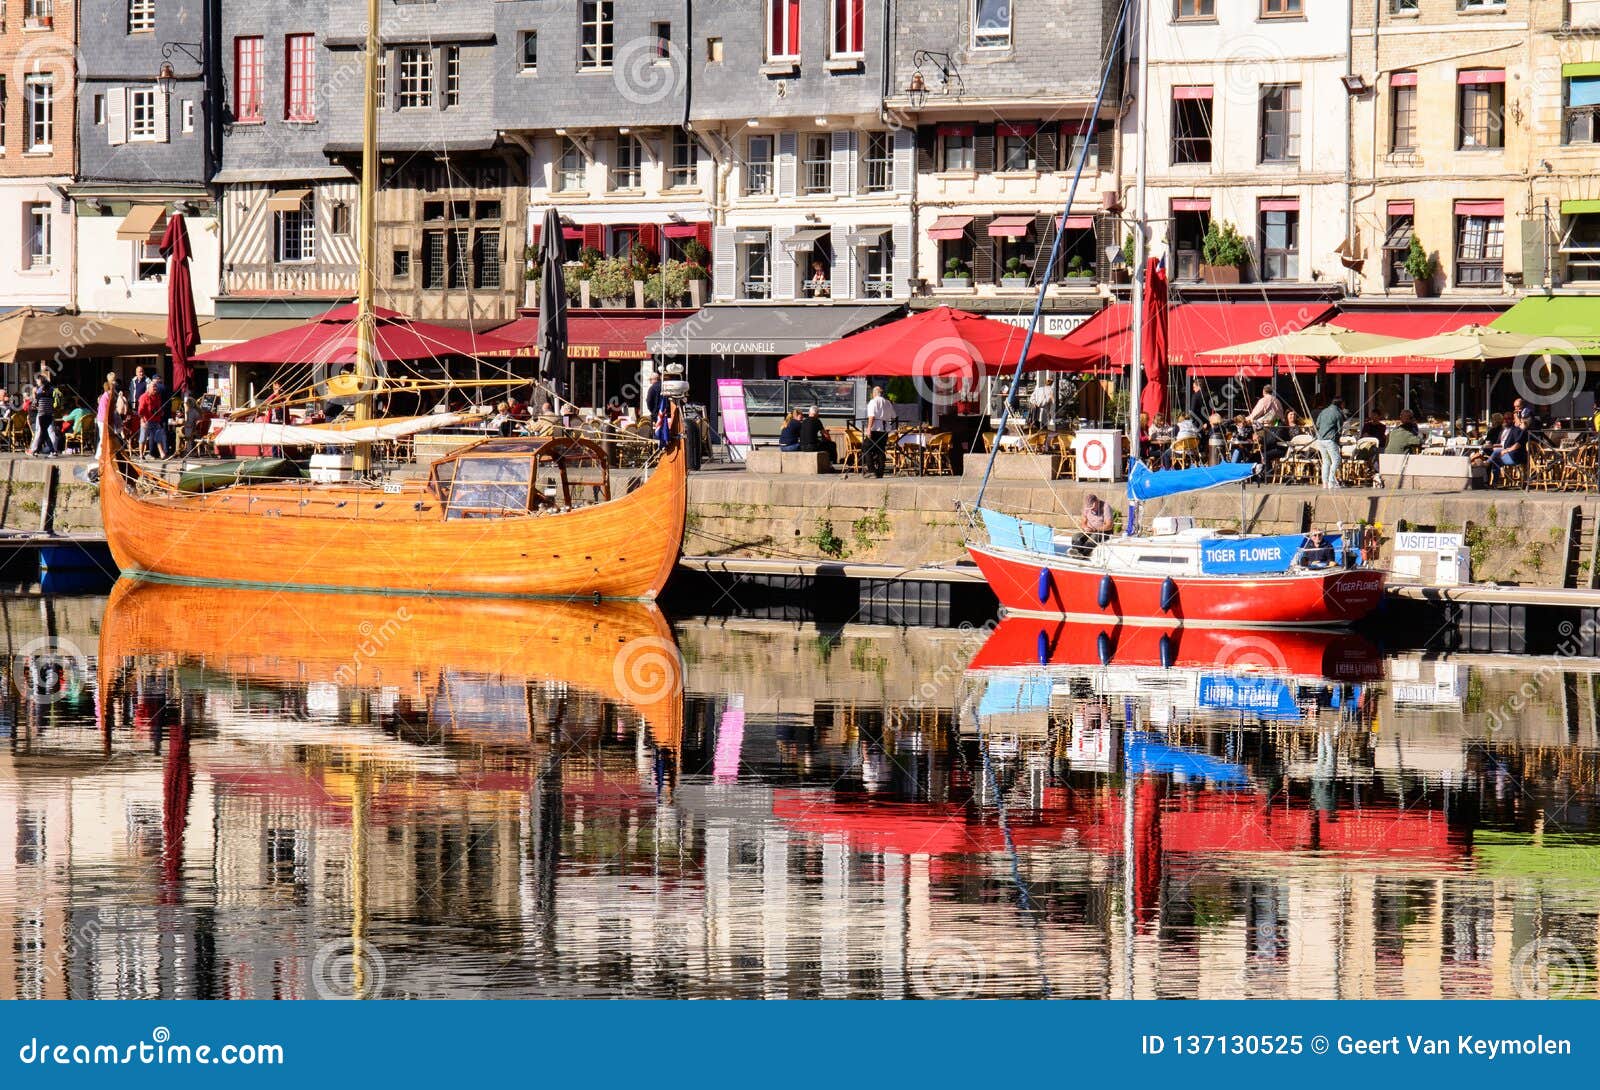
top-left (1138, 256), bottom-right (1169, 423)
top-left (778, 305), bottom-right (1099, 381)
top-left (160, 213), bottom-right (201, 394)
top-left (194, 303), bottom-right (524, 366)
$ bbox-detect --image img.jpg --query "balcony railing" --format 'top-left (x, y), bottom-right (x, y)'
top-left (1566, 106), bottom-right (1600, 145)
top-left (803, 160), bottom-right (830, 194)
top-left (863, 156), bottom-right (892, 193)
top-left (225, 262), bottom-right (360, 296)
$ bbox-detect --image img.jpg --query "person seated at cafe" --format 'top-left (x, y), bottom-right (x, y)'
top-left (1072, 493), bottom-right (1115, 555)
top-left (1258, 411), bottom-right (1297, 476)
top-left (1487, 409), bottom-right (1531, 484)
top-left (798, 406), bottom-right (831, 454)
top-left (777, 409), bottom-right (804, 452)
top-left (1361, 410), bottom-right (1387, 443)
top-left (1227, 415), bottom-right (1256, 463)
top-left (1148, 414), bottom-right (1177, 446)
top-left (807, 259), bottom-right (830, 298)
top-left (488, 401), bottom-right (517, 436)
top-left (1384, 409), bottom-right (1423, 455)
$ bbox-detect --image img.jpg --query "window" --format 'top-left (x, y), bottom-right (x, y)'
top-left (1390, 76), bottom-right (1417, 150)
top-left (375, 50), bottom-right (387, 108)
top-left (1262, 0), bottom-right (1302, 15)
top-left (1560, 214), bottom-right (1600, 282)
top-left (275, 196), bottom-right (314, 263)
top-left (24, 203), bottom-right (51, 268)
top-left (1573, 0), bottom-right (1600, 28)
top-left (285, 34), bottom-right (315, 121)
top-left (1457, 0), bottom-right (1505, 10)
top-left (863, 131), bottom-right (891, 191)
top-left (768, 0), bottom-right (800, 60)
top-left (613, 134), bottom-right (643, 190)
top-left (738, 231), bottom-right (772, 299)
top-left (1172, 90), bottom-right (1213, 164)
top-left (129, 87), bottom-right (159, 140)
top-left (1259, 83), bottom-right (1301, 163)
top-left (1391, 0), bottom-right (1419, 11)
top-left (706, 37), bottom-right (724, 64)
top-left (556, 138), bottom-right (585, 191)
top-left (24, 0), bottom-right (53, 26)
top-left (974, 0), bottom-right (1011, 47)
top-left (746, 135), bottom-right (774, 195)
top-left (94, 94), bottom-right (105, 125)
top-left (802, 133), bottom-right (831, 193)
top-left (1565, 76), bottom-right (1600, 144)
top-left (392, 249), bottom-right (411, 280)
top-left (832, 0), bottom-right (865, 56)
top-left (1065, 124), bottom-right (1101, 172)
top-left (128, 0), bottom-right (154, 33)
top-left (397, 47), bottom-right (432, 109)
top-left (580, 2), bottom-right (614, 70)
top-left (941, 128), bottom-right (974, 171)
top-left (520, 31), bottom-right (537, 72)
top-left (1455, 206), bottom-right (1504, 286)
top-left (1172, 207), bottom-right (1210, 280)
top-left (652, 23), bottom-right (672, 58)
top-left (423, 231), bottom-right (447, 288)
top-left (24, 75), bottom-right (53, 151)
top-left (444, 47), bottom-right (460, 106)
top-left (474, 229), bottom-right (501, 289)
top-left (1457, 72), bottom-right (1505, 148)
top-left (135, 239), bottom-right (165, 281)
top-left (0, 79), bottom-right (6, 151)
top-left (1259, 204), bottom-right (1299, 280)
top-left (860, 232), bottom-right (893, 298)
top-left (1176, 0), bottom-right (1215, 18)
top-left (181, 99), bottom-right (194, 133)
top-left (669, 128), bottom-right (697, 187)
top-left (330, 201), bottom-right (351, 237)
top-left (1383, 210), bottom-right (1415, 286)
top-left (1001, 126), bottom-right (1036, 171)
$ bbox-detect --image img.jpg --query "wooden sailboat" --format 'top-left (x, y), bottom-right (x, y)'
top-left (99, 0), bottom-right (686, 600)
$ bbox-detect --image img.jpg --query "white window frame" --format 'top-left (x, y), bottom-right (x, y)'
top-left (556, 138), bottom-right (586, 192)
top-left (973, 0), bottom-right (1011, 49)
top-left (134, 237), bottom-right (166, 282)
top-left (443, 46), bottom-right (460, 106)
top-left (862, 131), bottom-right (892, 191)
top-left (830, 0), bottom-right (865, 58)
top-left (128, 0), bottom-right (155, 33)
top-left (579, 1), bottom-right (614, 71)
top-left (24, 75), bottom-right (53, 152)
top-left (612, 135), bottom-right (643, 191)
top-left (738, 232), bottom-right (772, 299)
top-left (767, 0), bottom-right (801, 61)
top-left (668, 128), bottom-right (697, 188)
top-left (802, 133), bottom-right (831, 194)
top-left (129, 87), bottom-right (158, 140)
top-left (1559, 214), bottom-right (1600, 281)
top-left (860, 233), bottom-right (894, 298)
top-left (275, 197), bottom-right (316, 264)
top-left (519, 31), bottom-right (537, 73)
top-left (24, 203), bottom-right (52, 269)
top-left (397, 47), bottom-right (433, 110)
top-left (745, 135), bottom-right (774, 195)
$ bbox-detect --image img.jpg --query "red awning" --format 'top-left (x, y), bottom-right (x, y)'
top-left (987, 215), bottom-right (1033, 238)
top-left (493, 314), bottom-right (667, 361)
top-left (662, 223), bottom-right (701, 238)
top-left (1387, 200), bottom-right (1414, 216)
top-left (1171, 198), bottom-right (1211, 212)
top-left (927, 214), bottom-right (973, 240)
top-left (1065, 301), bottom-right (1336, 376)
top-left (1056, 214), bottom-right (1096, 230)
top-left (1173, 85), bottom-right (1214, 99)
top-left (1259, 197), bottom-right (1300, 212)
top-left (997, 121), bottom-right (1038, 137)
top-left (1389, 71), bottom-right (1417, 87)
top-left (1455, 199), bottom-right (1505, 217)
top-left (1458, 68), bottom-right (1505, 84)
top-left (193, 303), bottom-right (524, 364)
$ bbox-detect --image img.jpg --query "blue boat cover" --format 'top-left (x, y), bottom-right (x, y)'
top-left (1197, 674), bottom-right (1302, 719)
top-left (1127, 459), bottom-right (1256, 502)
top-left (978, 507), bottom-right (1060, 554)
top-left (1124, 731), bottom-right (1251, 786)
top-left (977, 674), bottom-right (1053, 717)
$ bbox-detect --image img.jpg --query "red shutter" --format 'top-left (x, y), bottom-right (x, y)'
top-left (695, 222), bottom-right (712, 252)
top-left (639, 223), bottom-right (661, 259)
top-left (788, 0), bottom-right (802, 54)
top-left (582, 223), bottom-right (604, 251)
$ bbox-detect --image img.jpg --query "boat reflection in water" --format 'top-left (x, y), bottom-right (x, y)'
top-left (4, 600), bottom-right (1600, 999)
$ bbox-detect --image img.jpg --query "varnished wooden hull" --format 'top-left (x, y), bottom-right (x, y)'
top-left (97, 578), bottom-right (684, 751)
top-left (98, 434), bottom-right (686, 599)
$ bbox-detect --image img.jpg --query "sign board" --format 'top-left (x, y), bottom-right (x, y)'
top-left (991, 313), bottom-right (1091, 337)
top-left (716, 378), bottom-right (752, 462)
top-left (1394, 532), bottom-right (1464, 551)
top-left (1198, 674), bottom-right (1302, 719)
top-left (1199, 534), bottom-right (1306, 575)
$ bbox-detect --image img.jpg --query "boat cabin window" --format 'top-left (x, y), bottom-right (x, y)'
top-left (431, 437), bottom-right (612, 519)
top-left (445, 456), bottom-right (533, 519)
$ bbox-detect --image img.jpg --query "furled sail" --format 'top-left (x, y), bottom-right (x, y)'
top-left (212, 412), bottom-right (478, 449)
top-left (1127, 459), bottom-right (1256, 503)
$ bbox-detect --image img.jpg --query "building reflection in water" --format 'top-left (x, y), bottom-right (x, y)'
top-left (0, 586), bottom-right (1597, 1000)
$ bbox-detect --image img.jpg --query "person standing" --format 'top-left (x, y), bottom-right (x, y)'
top-left (128, 365), bottom-right (151, 411)
top-left (1314, 396), bottom-right (1347, 489)
top-left (645, 371), bottom-right (663, 419)
top-left (137, 381), bottom-right (170, 459)
top-left (1187, 376), bottom-right (1210, 428)
top-left (864, 385), bottom-right (894, 478)
top-left (29, 374), bottom-right (55, 457)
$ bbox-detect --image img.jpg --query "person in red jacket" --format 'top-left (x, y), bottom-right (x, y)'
top-left (137, 384), bottom-right (170, 460)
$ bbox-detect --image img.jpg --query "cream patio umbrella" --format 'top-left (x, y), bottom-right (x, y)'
top-left (1196, 322), bottom-right (1409, 415)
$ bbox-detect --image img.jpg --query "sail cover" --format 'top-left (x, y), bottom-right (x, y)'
top-left (1127, 459), bottom-right (1255, 502)
top-left (213, 412), bottom-right (478, 448)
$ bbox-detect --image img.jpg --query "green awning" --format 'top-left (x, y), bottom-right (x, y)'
top-left (1563, 199), bottom-right (1600, 214)
top-left (1492, 295), bottom-right (1600, 340)
top-left (1563, 61), bottom-right (1600, 78)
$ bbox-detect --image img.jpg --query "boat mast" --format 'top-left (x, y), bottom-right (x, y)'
top-left (353, 0), bottom-right (381, 473)
top-left (1127, 0), bottom-right (1150, 466)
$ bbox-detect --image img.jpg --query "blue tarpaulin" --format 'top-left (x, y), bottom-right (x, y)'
top-left (977, 674), bottom-right (1052, 717)
top-left (979, 507), bottom-right (1060, 554)
top-left (1124, 731), bottom-right (1251, 786)
top-left (1199, 532), bottom-right (1348, 575)
top-left (1127, 459), bottom-right (1256, 502)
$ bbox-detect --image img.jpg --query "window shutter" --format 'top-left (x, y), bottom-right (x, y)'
top-left (582, 223), bottom-right (604, 251)
top-left (831, 224), bottom-right (852, 299)
top-left (712, 225), bottom-right (736, 301)
top-left (892, 127), bottom-right (915, 193)
top-left (777, 132), bottom-right (798, 197)
top-left (695, 221), bottom-right (713, 253)
top-left (974, 124), bottom-right (996, 173)
top-left (155, 88), bottom-right (170, 143)
top-left (774, 227), bottom-right (796, 299)
top-left (639, 223), bottom-right (661, 259)
top-left (107, 87), bottom-right (127, 146)
top-left (971, 216), bottom-right (995, 282)
top-left (831, 130), bottom-right (853, 196)
top-left (915, 125), bottom-right (937, 174)
top-left (1032, 214), bottom-right (1056, 282)
top-left (891, 221), bottom-right (912, 297)
top-left (1097, 123), bottom-right (1115, 174)
top-left (1034, 124), bottom-right (1060, 173)
top-left (1094, 212), bottom-right (1118, 282)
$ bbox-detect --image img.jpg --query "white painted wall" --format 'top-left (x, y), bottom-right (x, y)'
top-left (75, 212), bottom-right (221, 318)
top-left (0, 180), bottom-right (75, 308)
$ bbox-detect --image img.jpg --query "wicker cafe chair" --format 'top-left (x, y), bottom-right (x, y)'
top-left (1339, 437), bottom-right (1380, 487)
top-left (1168, 436), bottom-right (1202, 470)
top-left (1526, 440), bottom-right (1563, 492)
top-left (922, 431), bottom-right (954, 476)
top-left (1275, 434), bottom-right (1319, 485)
top-left (1053, 434), bottom-right (1075, 479)
top-left (3, 413), bottom-right (30, 452)
top-left (1564, 441), bottom-right (1599, 492)
top-left (840, 425), bottom-right (864, 473)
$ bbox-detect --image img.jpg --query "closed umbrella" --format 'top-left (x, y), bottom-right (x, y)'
top-left (538, 206), bottom-right (569, 399)
top-left (1139, 256), bottom-right (1169, 422)
top-left (160, 212), bottom-right (200, 395)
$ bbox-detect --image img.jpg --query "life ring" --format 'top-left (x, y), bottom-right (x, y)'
top-left (1080, 438), bottom-right (1108, 472)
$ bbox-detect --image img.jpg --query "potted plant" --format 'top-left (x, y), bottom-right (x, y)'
top-left (570, 247), bottom-right (602, 307)
top-left (643, 260), bottom-right (693, 307)
top-left (942, 256), bottom-right (971, 289)
top-left (590, 257), bottom-right (632, 307)
top-left (681, 239), bottom-right (711, 306)
top-left (1112, 232), bottom-right (1136, 283)
top-left (1065, 254), bottom-right (1095, 281)
top-left (1404, 237), bottom-right (1437, 297)
top-left (628, 242), bottom-right (656, 307)
top-left (1199, 220), bottom-right (1249, 284)
top-left (1000, 256), bottom-right (1030, 288)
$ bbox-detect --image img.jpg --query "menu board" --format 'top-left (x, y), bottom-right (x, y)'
top-left (716, 379), bottom-right (751, 462)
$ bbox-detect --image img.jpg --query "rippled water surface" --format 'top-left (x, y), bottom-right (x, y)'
top-left (2, 584), bottom-right (1598, 999)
